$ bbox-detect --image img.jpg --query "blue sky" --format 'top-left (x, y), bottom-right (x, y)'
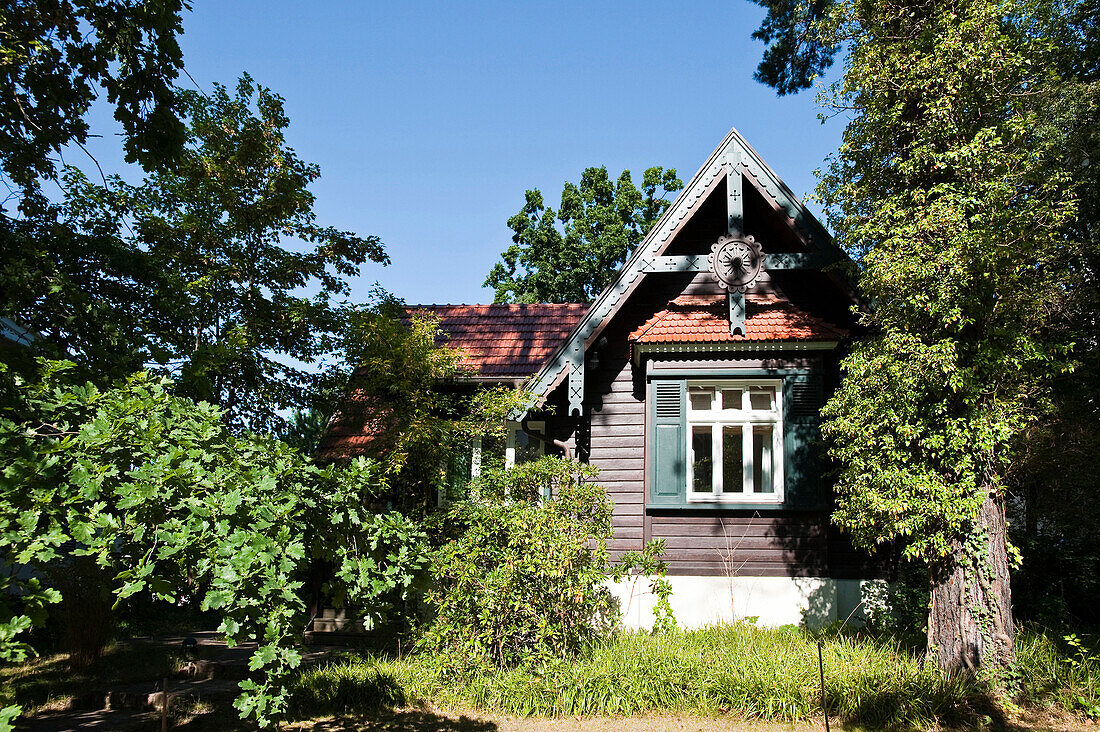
top-left (86, 1), bottom-right (845, 305)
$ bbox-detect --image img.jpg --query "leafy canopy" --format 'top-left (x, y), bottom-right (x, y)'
top-left (333, 307), bottom-right (527, 512)
top-left (0, 361), bottom-right (428, 727)
top-left (56, 75), bottom-right (387, 432)
top-left (485, 166), bottom-right (682, 303)
top-left (0, 0), bottom-right (188, 205)
top-left (0, 0), bottom-right (190, 384)
top-left (814, 0), bottom-right (1079, 563)
top-left (750, 0), bottom-right (839, 95)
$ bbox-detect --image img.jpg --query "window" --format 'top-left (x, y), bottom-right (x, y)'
top-left (685, 381), bottom-right (783, 502)
top-left (506, 421), bottom-right (545, 467)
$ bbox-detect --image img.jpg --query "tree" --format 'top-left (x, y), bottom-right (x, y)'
top-left (485, 166), bottom-right (682, 303)
top-left (60, 75), bottom-right (387, 433)
top-left (1008, 0), bottom-right (1100, 628)
top-left (750, 0), bottom-right (838, 95)
top-left (0, 0), bottom-right (190, 383)
top-left (0, 0), bottom-right (188, 205)
top-left (803, 0), bottom-right (1080, 676)
top-left (0, 361), bottom-right (428, 728)
top-left (333, 305), bottom-right (526, 511)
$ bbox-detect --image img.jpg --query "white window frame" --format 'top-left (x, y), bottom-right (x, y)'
top-left (685, 379), bottom-right (784, 503)
top-left (505, 420), bottom-right (545, 468)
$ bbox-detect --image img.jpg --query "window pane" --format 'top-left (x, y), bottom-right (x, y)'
top-left (689, 386), bottom-right (714, 411)
top-left (749, 386), bottom-right (774, 411)
top-left (721, 388), bottom-right (743, 410)
top-left (722, 425), bottom-right (743, 493)
top-left (482, 434), bottom-right (506, 471)
top-left (515, 429), bottom-right (542, 464)
top-left (753, 425), bottom-right (774, 493)
top-left (691, 426), bottom-right (712, 492)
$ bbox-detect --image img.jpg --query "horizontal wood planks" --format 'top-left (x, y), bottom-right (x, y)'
top-left (570, 269), bottom-right (882, 580)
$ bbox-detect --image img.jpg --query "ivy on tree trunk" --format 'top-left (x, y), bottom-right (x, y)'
top-left (928, 491), bottom-right (1015, 673)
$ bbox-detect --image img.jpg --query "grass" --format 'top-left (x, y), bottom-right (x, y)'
top-left (290, 623), bottom-right (986, 728)
top-left (1014, 630), bottom-right (1100, 715)
top-left (6, 624), bottom-right (1095, 729)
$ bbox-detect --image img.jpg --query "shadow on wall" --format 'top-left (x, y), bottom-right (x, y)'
top-left (796, 577), bottom-right (836, 628)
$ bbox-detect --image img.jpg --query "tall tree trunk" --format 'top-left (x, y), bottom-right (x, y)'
top-left (927, 488), bottom-right (1015, 674)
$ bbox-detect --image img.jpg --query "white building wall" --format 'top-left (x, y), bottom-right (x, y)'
top-left (610, 575), bottom-right (875, 630)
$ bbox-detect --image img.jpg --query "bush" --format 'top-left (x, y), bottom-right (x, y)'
top-left (861, 559), bottom-right (929, 647)
top-left (0, 364), bottom-right (430, 728)
top-left (420, 457), bottom-right (618, 669)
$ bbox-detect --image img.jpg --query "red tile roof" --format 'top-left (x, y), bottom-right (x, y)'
top-left (629, 294), bottom-right (847, 344)
top-left (405, 303), bottom-right (589, 379)
top-left (318, 303), bottom-right (586, 460)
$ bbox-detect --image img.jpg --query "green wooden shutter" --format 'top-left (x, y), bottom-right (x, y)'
top-left (783, 372), bottom-right (825, 509)
top-left (650, 379), bottom-right (686, 505)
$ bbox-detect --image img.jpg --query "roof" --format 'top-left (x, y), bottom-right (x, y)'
top-left (521, 125), bottom-right (855, 414)
top-left (406, 303), bottom-right (588, 379)
top-left (629, 294), bottom-right (847, 344)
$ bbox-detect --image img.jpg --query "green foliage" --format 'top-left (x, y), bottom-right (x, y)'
top-left (0, 0), bottom-right (187, 202)
top-left (817, 0), bottom-right (1078, 559)
top-left (0, 1), bottom-right (190, 390)
top-left (420, 457), bottom-right (617, 670)
top-left (56, 74), bottom-right (386, 432)
top-left (750, 0), bottom-right (838, 95)
top-left (336, 307), bottom-right (526, 510)
top-left (609, 539), bottom-right (676, 634)
top-left (1014, 630), bottom-right (1100, 718)
top-left (291, 625), bottom-right (980, 726)
top-left (485, 166), bottom-right (682, 303)
top-left (0, 361), bottom-right (429, 727)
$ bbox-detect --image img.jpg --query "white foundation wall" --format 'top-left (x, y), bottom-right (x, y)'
top-left (610, 575), bottom-right (875, 630)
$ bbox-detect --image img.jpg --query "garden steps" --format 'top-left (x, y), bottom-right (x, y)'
top-left (18, 630), bottom-right (341, 731)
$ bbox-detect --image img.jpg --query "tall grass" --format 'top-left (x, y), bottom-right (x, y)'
top-left (1015, 629), bottom-right (1100, 715)
top-left (291, 624), bottom-right (979, 727)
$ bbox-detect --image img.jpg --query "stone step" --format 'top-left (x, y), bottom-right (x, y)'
top-left (66, 678), bottom-right (240, 712)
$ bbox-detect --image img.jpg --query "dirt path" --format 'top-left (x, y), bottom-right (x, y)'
top-left (288, 707), bottom-right (1096, 732)
top-left (290, 710), bottom-right (831, 732)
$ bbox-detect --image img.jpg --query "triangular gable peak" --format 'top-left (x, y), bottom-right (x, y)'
top-left (526, 126), bottom-right (850, 416)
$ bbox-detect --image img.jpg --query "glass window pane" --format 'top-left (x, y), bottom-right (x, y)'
top-left (691, 426), bottom-right (712, 493)
top-left (481, 434), bottom-right (506, 471)
top-left (515, 429), bottom-right (542, 464)
top-left (749, 386), bottom-right (774, 411)
top-left (689, 387), bottom-right (714, 411)
top-left (753, 425), bottom-right (774, 493)
top-left (721, 388), bottom-right (743, 410)
top-left (722, 425), bottom-right (743, 493)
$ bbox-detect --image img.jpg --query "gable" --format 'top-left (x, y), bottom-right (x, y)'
top-left (526, 126), bottom-right (854, 416)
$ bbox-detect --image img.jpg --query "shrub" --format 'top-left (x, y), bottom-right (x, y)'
top-left (861, 559), bottom-right (930, 647)
top-left (420, 457), bottom-right (617, 669)
top-left (0, 363), bottom-right (430, 728)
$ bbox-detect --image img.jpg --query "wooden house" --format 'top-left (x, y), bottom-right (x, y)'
top-left (322, 128), bottom-right (885, 629)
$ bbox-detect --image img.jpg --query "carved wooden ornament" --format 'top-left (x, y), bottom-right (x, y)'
top-left (710, 234), bottom-right (764, 292)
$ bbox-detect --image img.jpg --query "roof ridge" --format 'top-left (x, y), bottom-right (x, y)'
top-left (405, 302), bottom-right (588, 309)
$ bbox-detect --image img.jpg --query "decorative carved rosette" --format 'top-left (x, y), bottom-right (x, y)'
top-left (710, 234), bottom-right (764, 292)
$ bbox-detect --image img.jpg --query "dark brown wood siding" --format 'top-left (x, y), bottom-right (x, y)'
top-left (546, 268), bottom-right (885, 580)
